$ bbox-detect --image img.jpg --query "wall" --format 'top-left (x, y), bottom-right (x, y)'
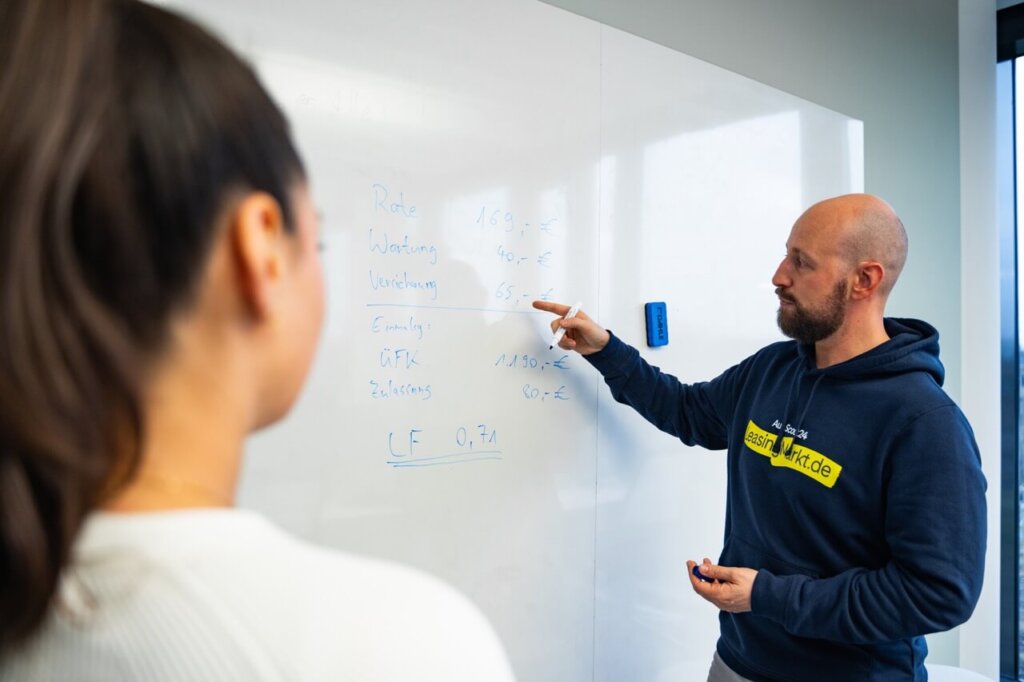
top-left (544, 0), bottom-right (1002, 676)
top-left (959, 1), bottom-right (1000, 678)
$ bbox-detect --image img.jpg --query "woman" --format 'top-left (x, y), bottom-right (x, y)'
top-left (0, 1), bottom-right (514, 679)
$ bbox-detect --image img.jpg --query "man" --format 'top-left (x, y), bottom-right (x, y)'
top-left (534, 194), bottom-right (985, 682)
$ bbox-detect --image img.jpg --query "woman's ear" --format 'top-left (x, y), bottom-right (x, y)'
top-left (228, 192), bottom-right (288, 320)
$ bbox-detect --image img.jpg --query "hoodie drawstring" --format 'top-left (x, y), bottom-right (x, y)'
top-left (773, 371), bottom-right (826, 455)
top-left (773, 370), bottom-right (801, 455)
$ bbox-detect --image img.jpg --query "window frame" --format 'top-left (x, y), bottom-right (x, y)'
top-left (999, 6), bottom-right (1024, 680)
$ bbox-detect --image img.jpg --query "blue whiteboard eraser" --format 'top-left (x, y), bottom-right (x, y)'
top-left (644, 302), bottom-right (668, 347)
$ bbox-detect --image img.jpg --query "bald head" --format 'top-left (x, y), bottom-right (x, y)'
top-left (799, 194), bottom-right (908, 298)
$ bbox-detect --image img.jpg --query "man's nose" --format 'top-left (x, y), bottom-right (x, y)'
top-left (771, 259), bottom-right (790, 288)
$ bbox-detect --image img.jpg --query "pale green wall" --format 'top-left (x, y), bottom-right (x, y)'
top-left (543, 0), bottom-right (963, 401)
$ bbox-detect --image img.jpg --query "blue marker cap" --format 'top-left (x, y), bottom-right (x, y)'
top-left (692, 565), bottom-right (713, 583)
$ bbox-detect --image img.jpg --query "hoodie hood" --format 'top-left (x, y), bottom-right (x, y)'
top-left (778, 318), bottom-right (944, 452)
top-left (795, 317), bottom-right (944, 386)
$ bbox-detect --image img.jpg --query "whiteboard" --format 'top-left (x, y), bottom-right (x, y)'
top-left (162, 1), bottom-right (862, 679)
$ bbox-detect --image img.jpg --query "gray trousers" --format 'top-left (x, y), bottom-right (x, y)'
top-left (707, 651), bottom-right (754, 682)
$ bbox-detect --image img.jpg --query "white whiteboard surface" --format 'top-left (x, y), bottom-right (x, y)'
top-left (162, 1), bottom-right (862, 679)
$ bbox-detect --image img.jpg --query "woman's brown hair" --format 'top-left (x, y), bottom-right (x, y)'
top-left (0, 0), bottom-right (304, 650)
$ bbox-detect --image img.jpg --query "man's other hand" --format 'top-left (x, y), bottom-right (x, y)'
top-left (686, 558), bottom-right (757, 614)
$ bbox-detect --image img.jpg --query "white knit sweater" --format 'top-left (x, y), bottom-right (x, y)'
top-left (0, 509), bottom-right (515, 681)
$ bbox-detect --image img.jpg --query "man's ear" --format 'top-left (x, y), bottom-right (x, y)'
top-left (851, 260), bottom-right (885, 300)
top-left (228, 192), bottom-right (288, 320)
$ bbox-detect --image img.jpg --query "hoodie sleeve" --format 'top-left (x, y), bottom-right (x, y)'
top-left (585, 332), bottom-right (748, 450)
top-left (750, 404), bottom-right (987, 643)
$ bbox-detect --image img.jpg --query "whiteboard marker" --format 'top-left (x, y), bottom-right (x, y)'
top-left (692, 564), bottom-right (715, 583)
top-left (549, 301), bottom-right (583, 349)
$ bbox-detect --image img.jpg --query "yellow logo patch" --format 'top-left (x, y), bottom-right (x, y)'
top-left (743, 420), bottom-right (842, 488)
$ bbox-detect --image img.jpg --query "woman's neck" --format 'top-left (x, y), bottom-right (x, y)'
top-left (103, 337), bottom-right (250, 513)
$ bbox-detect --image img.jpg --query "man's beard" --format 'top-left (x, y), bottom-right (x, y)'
top-left (776, 279), bottom-right (848, 344)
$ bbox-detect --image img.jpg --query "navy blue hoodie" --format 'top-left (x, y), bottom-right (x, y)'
top-left (586, 318), bottom-right (985, 681)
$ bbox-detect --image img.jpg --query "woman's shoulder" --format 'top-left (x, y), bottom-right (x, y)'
top-left (69, 508), bottom-right (516, 681)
